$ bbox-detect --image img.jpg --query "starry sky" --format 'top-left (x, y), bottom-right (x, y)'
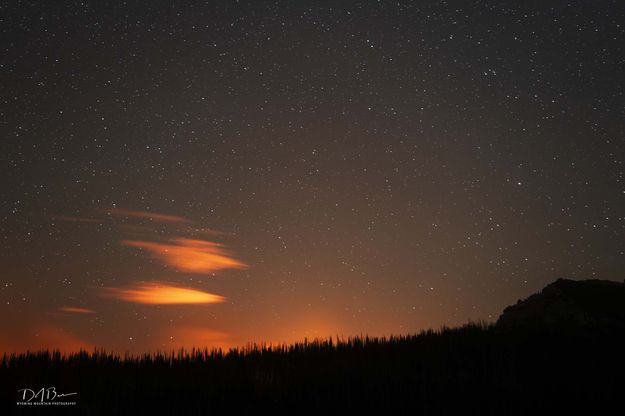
top-left (1, 0), bottom-right (624, 354)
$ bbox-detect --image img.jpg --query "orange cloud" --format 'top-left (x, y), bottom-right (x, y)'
top-left (107, 208), bottom-right (191, 224)
top-left (104, 282), bottom-right (226, 305)
top-left (121, 238), bottom-right (248, 274)
top-left (59, 306), bottom-right (96, 314)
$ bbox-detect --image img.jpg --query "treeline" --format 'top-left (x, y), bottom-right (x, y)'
top-left (1, 322), bottom-right (624, 415)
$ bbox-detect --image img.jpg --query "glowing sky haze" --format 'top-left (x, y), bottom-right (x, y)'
top-left (1, 0), bottom-right (624, 354)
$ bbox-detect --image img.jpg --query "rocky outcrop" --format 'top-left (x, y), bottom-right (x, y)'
top-left (497, 278), bottom-right (625, 329)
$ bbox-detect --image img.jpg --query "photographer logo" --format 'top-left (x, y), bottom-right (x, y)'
top-left (16, 387), bottom-right (77, 406)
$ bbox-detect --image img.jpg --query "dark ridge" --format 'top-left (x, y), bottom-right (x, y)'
top-left (497, 278), bottom-right (625, 329)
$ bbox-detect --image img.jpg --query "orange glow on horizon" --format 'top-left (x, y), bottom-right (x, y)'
top-left (104, 282), bottom-right (226, 305)
top-left (121, 238), bottom-right (248, 274)
top-left (165, 327), bottom-right (232, 350)
top-left (0, 326), bottom-right (94, 354)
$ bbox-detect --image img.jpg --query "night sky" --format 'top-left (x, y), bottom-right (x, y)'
top-left (1, 1), bottom-right (624, 354)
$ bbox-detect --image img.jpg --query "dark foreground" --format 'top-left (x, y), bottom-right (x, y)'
top-left (1, 322), bottom-right (624, 415)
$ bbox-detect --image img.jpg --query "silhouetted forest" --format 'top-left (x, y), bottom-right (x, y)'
top-left (2, 321), bottom-right (624, 415)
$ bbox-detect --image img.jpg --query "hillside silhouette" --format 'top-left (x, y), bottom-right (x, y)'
top-left (2, 278), bottom-right (624, 415)
top-left (498, 278), bottom-right (625, 329)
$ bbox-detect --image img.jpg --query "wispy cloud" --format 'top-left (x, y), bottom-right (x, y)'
top-left (191, 227), bottom-right (231, 237)
top-left (59, 306), bottom-right (96, 314)
top-left (104, 282), bottom-right (226, 305)
top-left (121, 238), bottom-right (248, 274)
top-left (52, 215), bottom-right (101, 223)
top-left (106, 208), bottom-right (191, 224)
